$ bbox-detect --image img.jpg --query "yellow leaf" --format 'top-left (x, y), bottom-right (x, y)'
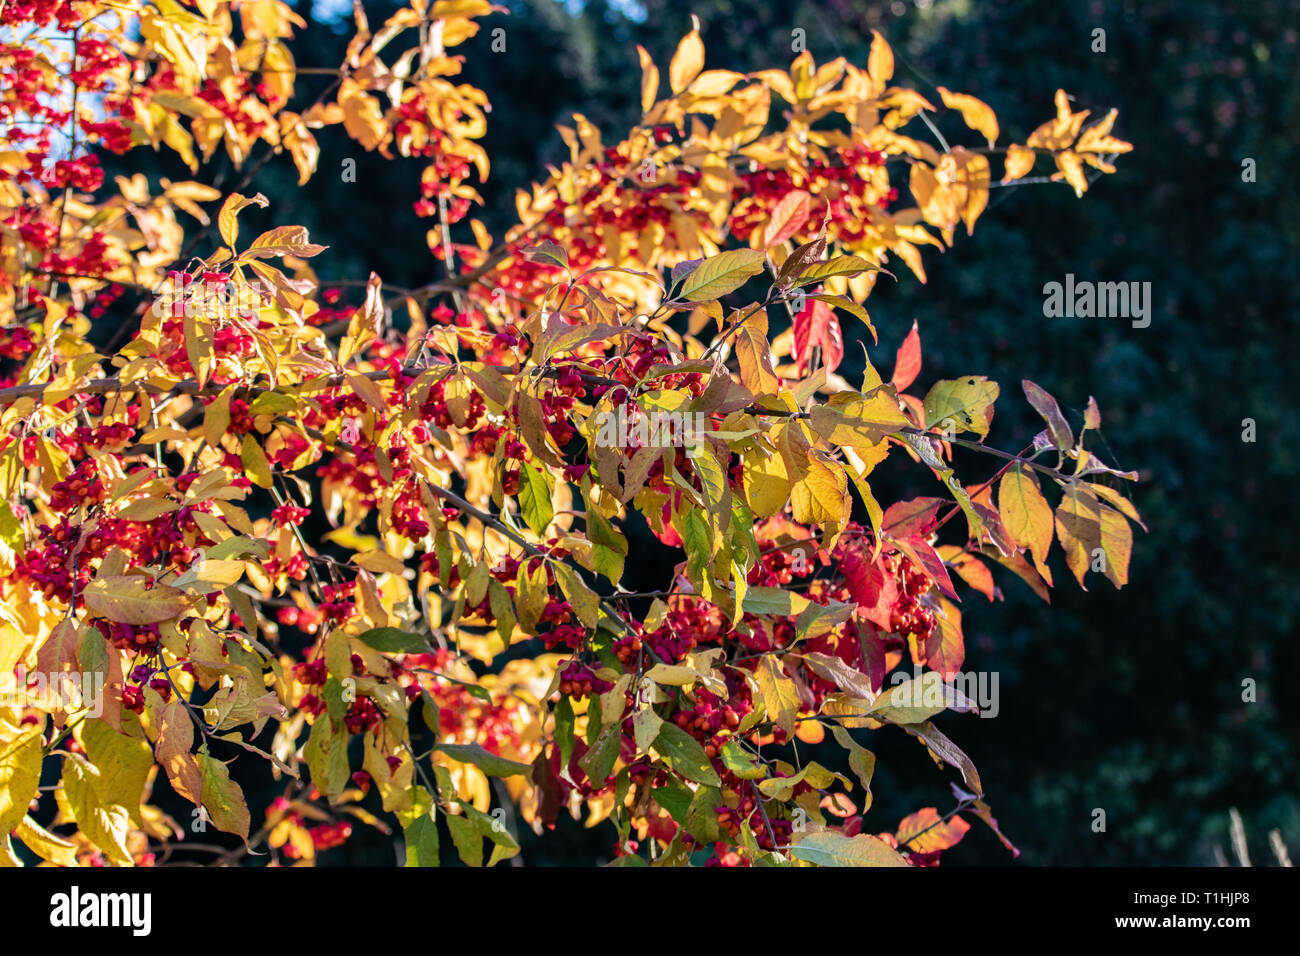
top-left (354, 549), bottom-right (408, 575)
top-left (339, 272), bottom-right (383, 366)
top-left (1002, 144), bottom-right (1036, 182)
top-left (0, 724), bottom-right (43, 837)
top-left (1055, 150), bottom-right (1089, 197)
top-left (867, 30), bottom-right (894, 97)
top-left (217, 192), bottom-right (269, 248)
top-left (790, 830), bottom-right (909, 867)
top-left (734, 313), bottom-right (780, 395)
top-left (280, 112), bottom-right (320, 185)
top-left (668, 17), bottom-right (705, 94)
top-left (637, 45), bottom-right (659, 114)
top-left (187, 309), bottom-right (215, 389)
top-left (14, 815), bottom-right (77, 866)
top-left (937, 87), bottom-right (999, 144)
top-left (1027, 89), bottom-right (1090, 151)
top-left (998, 465), bottom-right (1053, 568)
top-left (204, 384), bottom-right (235, 447)
top-left (742, 449), bottom-right (790, 518)
top-left (1097, 504), bottom-right (1133, 588)
top-left (79, 716), bottom-right (153, 828)
top-left (1054, 482), bottom-right (1103, 588)
top-left (63, 754), bottom-right (134, 865)
top-left (1075, 108), bottom-right (1133, 156)
top-left (340, 83), bottom-right (387, 151)
top-left (157, 698), bottom-right (202, 804)
top-left (83, 576), bottom-right (192, 625)
top-left (241, 434), bottom-right (273, 488)
top-left (246, 224), bottom-right (327, 259)
top-left (754, 656), bottom-right (800, 738)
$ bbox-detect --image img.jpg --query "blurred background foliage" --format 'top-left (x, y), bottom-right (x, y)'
top-left (106, 0), bottom-right (1300, 864)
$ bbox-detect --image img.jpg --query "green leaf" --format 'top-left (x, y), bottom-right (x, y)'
top-left (355, 627), bottom-right (429, 654)
top-left (247, 391), bottom-right (298, 415)
top-left (554, 696), bottom-right (576, 768)
top-left (0, 501), bottom-right (26, 552)
top-left (794, 600), bottom-right (855, 643)
top-left (467, 802), bottom-right (521, 866)
top-left (606, 853), bottom-right (648, 866)
top-left (396, 785), bottom-right (440, 867)
top-left (517, 462), bottom-right (554, 536)
top-left (650, 779), bottom-right (694, 824)
top-left (445, 810), bottom-right (481, 867)
top-left (757, 761), bottom-right (845, 801)
top-left (923, 376), bottom-right (1000, 438)
top-left (680, 248), bottom-right (768, 300)
top-left (831, 726), bottom-right (875, 811)
top-left (198, 748), bottom-right (251, 841)
top-left (204, 535), bottom-right (269, 561)
top-left (489, 580), bottom-right (516, 645)
top-left (720, 740), bottom-right (766, 780)
top-left (552, 562), bottom-right (599, 629)
top-left (868, 672), bottom-right (976, 724)
top-left (436, 743), bottom-right (532, 777)
top-left (678, 507), bottom-right (713, 583)
top-left (652, 723), bottom-right (721, 786)
top-left (789, 831), bottom-right (909, 867)
top-left (741, 586), bottom-right (810, 617)
top-left (585, 502), bottom-right (627, 584)
top-left (685, 785), bottom-right (723, 843)
top-left (522, 239), bottom-right (568, 270)
top-left (302, 717), bottom-right (349, 802)
top-left (446, 802), bottom-right (520, 867)
top-left (579, 724), bottom-right (621, 785)
top-left (791, 254), bottom-right (879, 286)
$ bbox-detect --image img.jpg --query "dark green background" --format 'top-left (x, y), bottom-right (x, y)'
top-left (104, 0), bottom-right (1299, 865)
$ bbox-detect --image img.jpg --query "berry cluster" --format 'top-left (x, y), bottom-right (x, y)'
top-left (556, 660), bottom-right (614, 699)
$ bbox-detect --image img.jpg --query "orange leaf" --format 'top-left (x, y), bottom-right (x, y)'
top-left (896, 807), bottom-right (971, 854)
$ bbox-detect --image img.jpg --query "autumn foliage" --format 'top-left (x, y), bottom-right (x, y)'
top-left (0, 1), bottom-right (1140, 866)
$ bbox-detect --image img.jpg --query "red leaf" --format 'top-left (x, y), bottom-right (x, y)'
top-left (793, 298), bottom-right (844, 376)
top-left (923, 600), bottom-right (964, 679)
top-left (892, 319), bottom-right (922, 391)
top-left (882, 496), bottom-right (945, 539)
top-left (841, 542), bottom-right (897, 630)
top-left (762, 190), bottom-right (812, 248)
top-left (896, 535), bottom-right (959, 602)
top-left (856, 620), bottom-right (888, 694)
top-left (654, 498), bottom-right (682, 548)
